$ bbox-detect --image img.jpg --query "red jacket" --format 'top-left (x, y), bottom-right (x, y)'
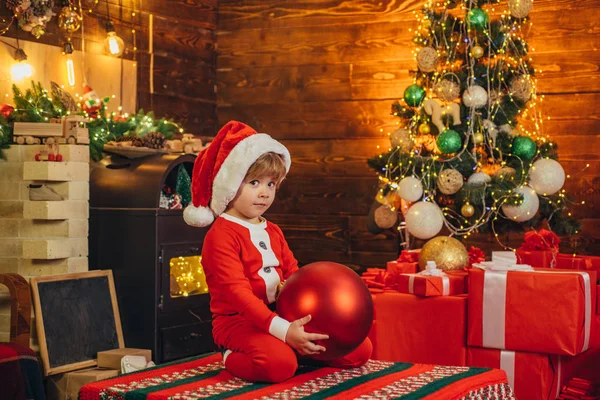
top-left (201, 213), bottom-right (298, 341)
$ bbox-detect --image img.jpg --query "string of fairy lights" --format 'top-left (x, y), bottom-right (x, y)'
top-left (374, 0), bottom-right (586, 249)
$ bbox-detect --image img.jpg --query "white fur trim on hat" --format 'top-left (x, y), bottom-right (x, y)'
top-left (183, 204), bottom-right (215, 227)
top-left (210, 133), bottom-right (291, 217)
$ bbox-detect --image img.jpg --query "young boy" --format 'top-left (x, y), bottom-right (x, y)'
top-left (184, 121), bottom-right (372, 383)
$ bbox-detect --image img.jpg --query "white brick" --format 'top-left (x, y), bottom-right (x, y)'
top-left (23, 144), bottom-right (89, 163)
top-left (22, 239), bottom-right (70, 259)
top-left (70, 238), bottom-right (88, 257)
top-left (19, 219), bottom-right (87, 239)
top-left (20, 181), bottom-right (89, 201)
top-left (0, 182), bottom-right (21, 200)
top-left (67, 257), bottom-right (88, 273)
top-left (20, 258), bottom-right (66, 276)
top-left (1, 146), bottom-right (23, 163)
top-left (0, 201), bottom-right (23, 218)
top-left (0, 163), bottom-right (24, 182)
top-left (0, 257), bottom-right (20, 273)
top-left (23, 162), bottom-right (89, 181)
top-left (68, 219), bottom-right (88, 238)
top-left (23, 200), bottom-right (88, 220)
top-left (0, 220), bottom-right (20, 237)
top-left (0, 239), bottom-right (22, 257)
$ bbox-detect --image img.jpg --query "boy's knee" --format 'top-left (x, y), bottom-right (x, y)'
top-left (262, 349), bottom-right (297, 382)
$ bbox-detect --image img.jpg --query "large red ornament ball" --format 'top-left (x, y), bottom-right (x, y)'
top-left (276, 261), bottom-right (374, 360)
top-left (0, 104), bottom-right (14, 119)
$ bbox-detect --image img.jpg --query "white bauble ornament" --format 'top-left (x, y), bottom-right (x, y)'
top-left (529, 158), bottom-right (565, 195)
top-left (502, 185), bottom-right (539, 222)
top-left (398, 176), bottom-right (424, 202)
top-left (463, 85), bottom-right (488, 109)
top-left (405, 201), bottom-right (444, 239)
top-left (508, 0), bottom-right (532, 19)
top-left (468, 172), bottom-right (492, 185)
top-left (374, 205), bottom-right (399, 229)
top-left (437, 169), bottom-right (464, 195)
top-left (390, 128), bottom-right (412, 150)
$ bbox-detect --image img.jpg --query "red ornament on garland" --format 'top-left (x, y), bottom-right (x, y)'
top-left (81, 84), bottom-right (102, 118)
top-left (276, 261), bottom-right (374, 360)
top-left (0, 104), bottom-right (15, 119)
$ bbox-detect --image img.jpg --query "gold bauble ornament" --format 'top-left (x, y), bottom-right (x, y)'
top-left (418, 236), bottom-right (470, 271)
top-left (58, 6), bottom-right (82, 34)
top-left (437, 169), bottom-right (464, 195)
top-left (418, 123), bottom-right (431, 135)
top-left (473, 132), bottom-right (484, 144)
top-left (471, 45), bottom-right (484, 59)
top-left (422, 19), bottom-right (432, 29)
top-left (374, 205), bottom-right (398, 229)
top-left (461, 203), bottom-right (475, 217)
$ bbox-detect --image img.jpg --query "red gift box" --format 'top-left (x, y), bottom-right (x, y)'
top-left (468, 268), bottom-right (596, 356)
top-left (386, 249), bottom-right (420, 275)
top-left (369, 291), bottom-right (467, 366)
top-left (516, 229), bottom-right (560, 268)
top-left (557, 254), bottom-right (600, 277)
top-left (467, 347), bottom-right (564, 400)
top-left (386, 261), bottom-right (418, 275)
top-left (516, 248), bottom-right (559, 268)
top-left (394, 271), bottom-right (466, 297)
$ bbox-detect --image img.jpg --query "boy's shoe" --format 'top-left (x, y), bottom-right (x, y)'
top-left (222, 349), bottom-right (232, 363)
top-left (28, 184), bottom-right (63, 201)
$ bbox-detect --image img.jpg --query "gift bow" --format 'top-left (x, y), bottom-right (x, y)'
top-left (521, 229), bottom-right (560, 251)
top-left (468, 246), bottom-right (486, 266)
top-left (397, 249), bottom-right (420, 263)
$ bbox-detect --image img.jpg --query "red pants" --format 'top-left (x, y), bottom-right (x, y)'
top-left (213, 315), bottom-right (373, 383)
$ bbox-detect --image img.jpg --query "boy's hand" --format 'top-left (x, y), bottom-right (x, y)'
top-left (285, 314), bottom-right (329, 355)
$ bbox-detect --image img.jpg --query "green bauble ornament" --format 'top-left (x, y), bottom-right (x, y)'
top-left (512, 136), bottom-right (537, 160)
top-left (404, 84), bottom-right (426, 107)
top-left (437, 129), bottom-right (462, 154)
top-left (468, 8), bottom-right (489, 30)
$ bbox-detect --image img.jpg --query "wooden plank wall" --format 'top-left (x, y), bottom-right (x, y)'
top-left (217, 0), bottom-right (600, 271)
top-left (0, 0), bottom-right (218, 135)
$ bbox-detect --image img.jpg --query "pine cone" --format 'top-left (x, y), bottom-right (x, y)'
top-left (144, 132), bottom-right (166, 149)
top-left (116, 135), bottom-right (144, 147)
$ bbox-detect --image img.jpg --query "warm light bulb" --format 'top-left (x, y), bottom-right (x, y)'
top-left (11, 61), bottom-right (33, 82)
top-left (66, 55), bottom-right (75, 87)
top-left (104, 31), bottom-right (124, 57)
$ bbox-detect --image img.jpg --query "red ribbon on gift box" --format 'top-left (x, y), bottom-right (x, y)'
top-left (468, 246), bottom-right (486, 267)
top-left (521, 229), bottom-right (560, 251)
top-left (397, 249), bottom-right (420, 263)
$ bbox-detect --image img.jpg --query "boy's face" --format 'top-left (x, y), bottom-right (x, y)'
top-left (226, 175), bottom-right (278, 223)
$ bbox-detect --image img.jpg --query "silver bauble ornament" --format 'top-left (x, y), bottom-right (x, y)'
top-left (405, 201), bottom-right (444, 240)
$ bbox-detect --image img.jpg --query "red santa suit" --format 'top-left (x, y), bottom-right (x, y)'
top-left (202, 213), bottom-right (372, 382)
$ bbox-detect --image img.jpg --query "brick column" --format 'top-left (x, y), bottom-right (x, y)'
top-left (0, 144), bottom-right (90, 344)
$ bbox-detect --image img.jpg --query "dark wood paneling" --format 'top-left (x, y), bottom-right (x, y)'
top-left (216, 0), bottom-right (600, 261)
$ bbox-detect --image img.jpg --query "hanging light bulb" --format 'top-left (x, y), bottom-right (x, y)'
top-left (104, 21), bottom-right (124, 57)
top-left (10, 48), bottom-right (33, 82)
top-left (63, 42), bottom-right (76, 87)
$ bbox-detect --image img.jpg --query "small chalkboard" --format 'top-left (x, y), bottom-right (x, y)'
top-left (31, 270), bottom-right (124, 376)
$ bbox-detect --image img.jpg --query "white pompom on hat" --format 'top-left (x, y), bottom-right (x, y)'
top-left (183, 121), bottom-right (291, 227)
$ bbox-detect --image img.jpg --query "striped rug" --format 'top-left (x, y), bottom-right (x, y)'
top-left (79, 353), bottom-right (514, 399)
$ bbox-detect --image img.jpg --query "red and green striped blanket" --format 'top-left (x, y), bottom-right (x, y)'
top-left (80, 353), bottom-right (513, 399)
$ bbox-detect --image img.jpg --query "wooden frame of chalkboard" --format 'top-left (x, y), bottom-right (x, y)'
top-left (31, 270), bottom-right (125, 376)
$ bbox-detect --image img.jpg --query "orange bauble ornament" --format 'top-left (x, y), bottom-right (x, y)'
top-left (277, 262), bottom-right (373, 360)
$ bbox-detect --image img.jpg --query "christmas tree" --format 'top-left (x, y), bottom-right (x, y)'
top-left (368, 0), bottom-right (580, 247)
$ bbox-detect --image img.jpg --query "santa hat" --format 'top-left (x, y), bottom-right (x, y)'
top-left (183, 121), bottom-right (291, 227)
